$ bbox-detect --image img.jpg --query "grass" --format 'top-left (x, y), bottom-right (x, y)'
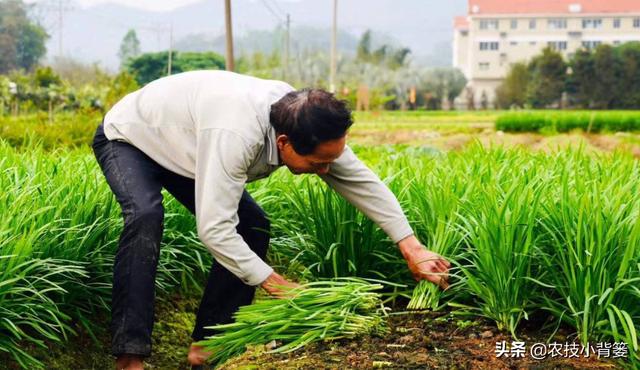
top-left (0, 141), bottom-right (210, 367)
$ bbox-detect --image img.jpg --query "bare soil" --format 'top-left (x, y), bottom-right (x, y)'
top-left (219, 310), bottom-right (627, 370)
top-left (349, 127), bottom-right (640, 157)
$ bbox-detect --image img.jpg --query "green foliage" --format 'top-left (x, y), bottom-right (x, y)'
top-left (33, 66), bottom-right (61, 88)
top-left (618, 42), bottom-right (640, 108)
top-left (0, 0), bottom-right (48, 73)
top-left (536, 153), bottom-right (640, 349)
top-left (568, 49), bottom-right (596, 108)
top-left (496, 110), bottom-right (640, 133)
top-left (0, 112), bottom-right (103, 149)
top-left (0, 67), bottom-right (130, 115)
top-left (0, 141), bottom-right (209, 368)
top-left (592, 45), bottom-right (621, 109)
top-left (103, 71), bottom-right (138, 108)
top-left (495, 62), bottom-right (530, 109)
top-left (126, 51), bottom-right (225, 85)
top-left (117, 29), bottom-right (141, 69)
top-left (235, 50), bottom-right (282, 79)
top-left (526, 47), bottom-right (567, 108)
top-left (356, 29), bottom-right (411, 70)
top-left (261, 175), bottom-right (399, 281)
top-left (0, 135), bottom-right (639, 366)
top-left (564, 42), bottom-right (640, 109)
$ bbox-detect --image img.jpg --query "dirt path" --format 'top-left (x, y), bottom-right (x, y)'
top-left (349, 128), bottom-right (640, 157)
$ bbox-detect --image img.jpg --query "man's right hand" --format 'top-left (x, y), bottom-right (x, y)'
top-left (260, 271), bottom-right (300, 298)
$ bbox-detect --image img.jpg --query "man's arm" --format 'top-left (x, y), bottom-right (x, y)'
top-left (195, 128), bottom-right (274, 286)
top-left (318, 145), bottom-right (450, 289)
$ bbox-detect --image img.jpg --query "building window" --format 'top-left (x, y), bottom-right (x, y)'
top-left (634, 18), bottom-right (640, 28)
top-left (529, 19), bottom-right (536, 29)
top-left (510, 41), bottom-right (518, 46)
top-left (582, 40), bottom-right (602, 50)
top-left (530, 41), bottom-right (537, 46)
top-left (582, 18), bottom-right (603, 29)
top-left (613, 40), bottom-right (621, 46)
top-left (613, 18), bottom-right (621, 28)
top-left (479, 62), bottom-right (490, 71)
top-left (480, 19), bottom-right (499, 30)
top-left (511, 19), bottom-right (518, 29)
top-left (548, 18), bottom-right (567, 29)
top-left (479, 41), bottom-right (499, 51)
top-left (548, 41), bottom-right (568, 51)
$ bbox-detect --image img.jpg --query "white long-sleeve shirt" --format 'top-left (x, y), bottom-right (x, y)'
top-left (103, 70), bottom-right (414, 286)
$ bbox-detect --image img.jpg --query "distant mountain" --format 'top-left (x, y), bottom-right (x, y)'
top-left (34, 0), bottom-right (466, 71)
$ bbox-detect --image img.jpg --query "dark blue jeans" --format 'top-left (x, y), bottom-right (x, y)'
top-left (91, 123), bottom-right (270, 357)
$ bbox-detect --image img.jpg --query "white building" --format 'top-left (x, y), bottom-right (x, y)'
top-left (453, 0), bottom-right (640, 108)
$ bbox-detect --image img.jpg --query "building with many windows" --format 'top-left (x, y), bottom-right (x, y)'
top-left (453, 0), bottom-right (640, 108)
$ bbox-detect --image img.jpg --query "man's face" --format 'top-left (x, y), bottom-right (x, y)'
top-left (276, 135), bottom-right (346, 175)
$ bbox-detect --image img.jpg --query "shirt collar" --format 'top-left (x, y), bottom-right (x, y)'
top-left (266, 125), bottom-right (281, 166)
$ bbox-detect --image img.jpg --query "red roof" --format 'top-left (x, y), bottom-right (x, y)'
top-left (454, 16), bottom-right (470, 29)
top-left (468, 0), bottom-right (640, 15)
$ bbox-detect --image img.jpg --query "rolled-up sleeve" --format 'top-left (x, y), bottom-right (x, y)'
top-left (195, 128), bottom-right (273, 286)
top-left (318, 145), bottom-right (414, 243)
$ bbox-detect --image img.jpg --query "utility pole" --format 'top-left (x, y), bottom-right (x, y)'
top-left (167, 23), bottom-right (173, 75)
top-left (55, 0), bottom-right (73, 58)
top-left (224, 0), bottom-right (235, 71)
top-left (329, 0), bottom-right (337, 93)
top-left (285, 13), bottom-right (290, 79)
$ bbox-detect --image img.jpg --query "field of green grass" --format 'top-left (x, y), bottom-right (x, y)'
top-left (0, 124), bottom-right (638, 368)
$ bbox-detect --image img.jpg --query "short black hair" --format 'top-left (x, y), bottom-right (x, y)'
top-left (270, 88), bottom-right (353, 155)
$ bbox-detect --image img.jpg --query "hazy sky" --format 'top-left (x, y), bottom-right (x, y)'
top-left (29, 0), bottom-right (300, 12)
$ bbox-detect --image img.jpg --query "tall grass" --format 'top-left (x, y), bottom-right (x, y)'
top-left (0, 141), bottom-right (209, 367)
top-left (1, 136), bottom-right (639, 366)
top-left (260, 144), bottom-right (638, 361)
top-left (535, 152), bottom-right (640, 352)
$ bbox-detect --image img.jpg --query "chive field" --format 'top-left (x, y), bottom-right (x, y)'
top-left (0, 128), bottom-right (638, 368)
top-left (496, 111), bottom-right (640, 133)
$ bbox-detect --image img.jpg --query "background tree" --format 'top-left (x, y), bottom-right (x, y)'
top-left (617, 42), bottom-right (640, 108)
top-left (567, 49), bottom-right (595, 108)
top-left (355, 30), bottom-right (411, 70)
top-left (118, 29), bottom-right (141, 69)
top-left (444, 68), bottom-right (467, 109)
top-left (356, 30), bottom-right (372, 63)
top-left (592, 44), bottom-right (620, 109)
top-left (526, 47), bottom-right (566, 108)
top-left (0, 0), bottom-right (48, 73)
top-left (495, 62), bottom-right (530, 109)
top-left (127, 51), bottom-right (225, 85)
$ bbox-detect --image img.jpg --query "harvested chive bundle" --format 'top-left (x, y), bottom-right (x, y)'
top-left (407, 280), bottom-right (432, 310)
top-left (196, 279), bottom-right (389, 366)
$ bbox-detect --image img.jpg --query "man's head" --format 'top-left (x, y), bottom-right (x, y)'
top-left (270, 88), bottom-right (353, 175)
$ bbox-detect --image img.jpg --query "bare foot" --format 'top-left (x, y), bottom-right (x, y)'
top-left (187, 343), bottom-right (213, 365)
top-left (115, 354), bottom-right (144, 370)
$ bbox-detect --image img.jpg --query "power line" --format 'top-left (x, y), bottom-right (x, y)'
top-left (267, 0), bottom-right (287, 20)
top-left (260, 0), bottom-right (285, 24)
